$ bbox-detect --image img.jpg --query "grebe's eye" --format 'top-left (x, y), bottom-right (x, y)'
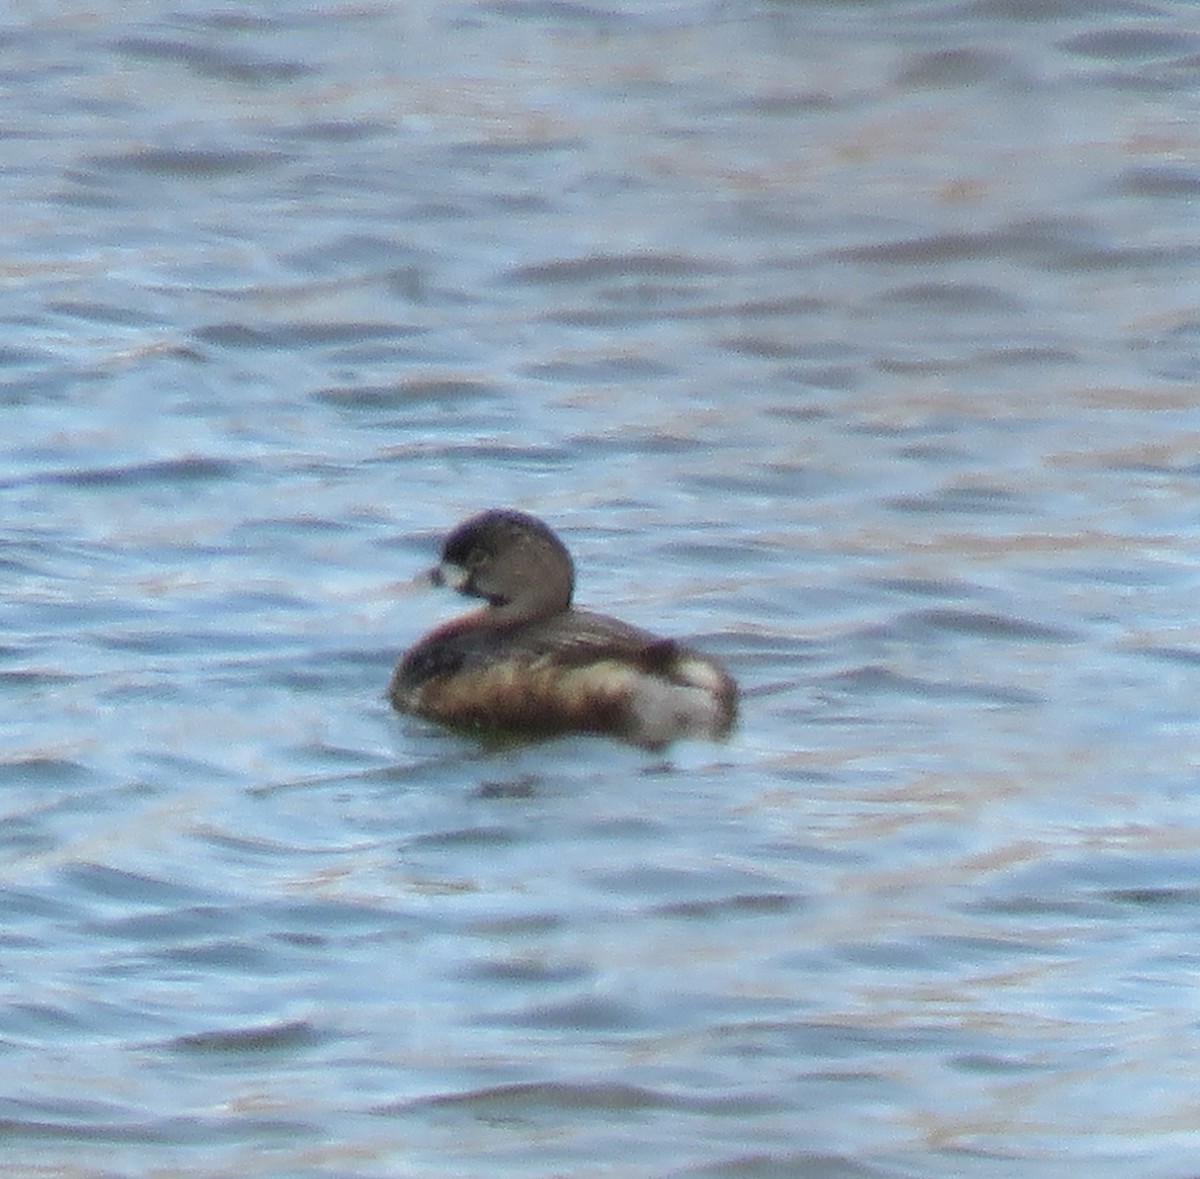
top-left (465, 546), bottom-right (488, 569)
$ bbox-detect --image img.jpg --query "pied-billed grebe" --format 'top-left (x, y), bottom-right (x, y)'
top-left (389, 509), bottom-right (737, 748)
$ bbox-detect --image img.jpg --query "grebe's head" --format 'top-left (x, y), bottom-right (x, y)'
top-left (432, 509), bottom-right (574, 619)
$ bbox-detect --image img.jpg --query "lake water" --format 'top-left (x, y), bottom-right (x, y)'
top-left (4, 1), bottom-right (1200, 1176)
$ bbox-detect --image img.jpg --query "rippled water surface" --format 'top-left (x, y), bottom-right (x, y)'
top-left (4, 1), bottom-right (1200, 1176)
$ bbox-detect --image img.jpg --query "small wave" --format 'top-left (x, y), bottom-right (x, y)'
top-left (170, 1018), bottom-right (321, 1054)
top-left (38, 456), bottom-right (239, 489)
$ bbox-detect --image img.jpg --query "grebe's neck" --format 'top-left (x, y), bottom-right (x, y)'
top-left (484, 584), bottom-right (569, 628)
top-left (474, 546), bottom-right (572, 627)
top-left (427, 587), bottom-right (569, 646)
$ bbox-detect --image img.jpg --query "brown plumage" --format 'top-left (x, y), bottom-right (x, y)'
top-left (389, 510), bottom-right (737, 748)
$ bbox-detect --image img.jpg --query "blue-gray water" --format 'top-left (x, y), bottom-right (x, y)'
top-left (4, 2), bottom-right (1200, 1176)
